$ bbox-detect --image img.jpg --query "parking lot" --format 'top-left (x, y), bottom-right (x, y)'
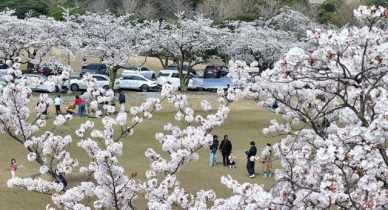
top-left (31, 90), bottom-right (218, 101)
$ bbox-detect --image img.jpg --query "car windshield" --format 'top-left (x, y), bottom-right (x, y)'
top-left (22, 75), bottom-right (48, 80)
top-left (205, 66), bottom-right (216, 69)
top-left (216, 66), bottom-right (228, 70)
top-left (158, 72), bottom-right (170, 77)
top-left (86, 64), bottom-right (100, 69)
top-left (127, 66), bottom-right (138, 70)
top-left (39, 75), bottom-right (48, 80)
top-left (167, 66), bottom-right (177, 70)
top-left (167, 65), bottom-right (188, 70)
top-left (0, 64), bottom-right (7, 69)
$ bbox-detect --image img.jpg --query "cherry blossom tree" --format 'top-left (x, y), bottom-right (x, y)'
top-left (144, 12), bottom-right (223, 92)
top-left (74, 11), bottom-right (140, 88)
top-left (217, 7), bottom-right (324, 70)
top-left (4, 54), bottom-right (245, 209)
top-left (0, 9), bottom-right (81, 70)
top-left (5, 4), bottom-right (388, 210)
top-left (218, 20), bottom-right (297, 70)
top-left (216, 5), bottom-right (388, 209)
top-left (0, 9), bottom-right (24, 60)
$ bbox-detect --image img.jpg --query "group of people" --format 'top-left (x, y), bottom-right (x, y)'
top-left (209, 135), bottom-right (273, 178)
top-left (39, 88), bottom-right (127, 118)
top-left (10, 159), bottom-right (67, 191)
top-left (209, 135), bottom-right (233, 167)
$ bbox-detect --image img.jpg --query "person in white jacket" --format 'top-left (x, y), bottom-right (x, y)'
top-left (228, 152), bottom-right (236, 169)
top-left (54, 95), bottom-right (65, 115)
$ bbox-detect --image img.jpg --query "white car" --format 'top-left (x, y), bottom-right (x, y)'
top-left (15, 74), bottom-right (58, 92)
top-left (156, 70), bottom-right (206, 90)
top-left (65, 74), bottom-right (119, 91)
top-left (116, 74), bottom-right (158, 92)
top-left (122, 66), bottom-right (156, 79)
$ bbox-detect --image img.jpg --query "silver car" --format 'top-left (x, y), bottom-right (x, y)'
top-left (65, 74), bottom-right (119, 91)
top-left (116, 74), bottom-right (158, 92)
top-left (15, 74), bottom-right (58, 92)
top-left (122, 66), bottom-right (156, 79)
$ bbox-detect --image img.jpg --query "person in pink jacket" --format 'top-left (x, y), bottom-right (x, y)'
top-left (11, 158), bottom-right (23, 179)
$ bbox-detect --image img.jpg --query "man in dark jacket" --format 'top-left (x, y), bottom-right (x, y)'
top-left (219, 135), bottom-right (232, 167)
top-left (245, 141), bottom-right (257, 178)
top-left (118, 90), bottom-right (126, 112)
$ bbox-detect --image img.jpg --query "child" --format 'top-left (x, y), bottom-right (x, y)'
top-left (228, 152), bottom-right (236, 169)
top-left (35, 102), bottom-right (41, 117)
top-left (11, 158), bottom-right (23, 179)
top-left (54, 95), bottom-right (65, 115)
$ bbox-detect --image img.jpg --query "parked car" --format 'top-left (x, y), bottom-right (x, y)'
top-left (0, 75), bottom-right (6, 87)
top-left (122, 66), bottom-right (156, 79)
top-left (64, 74), bottom-right (119, 91)
top-left (37, 66), bottom-right (63, 77)
top-left (318, 67), bottom-right (332, 75)
top-left (26, 62), bottom-right (64, 76)
top-left (156, 70), bottom-right (206, 90)
top-left (0, 63), bottom-right (8, 75)
top-left (116, 74), bottom-right (158, 92)
top-left (15, 74), bottom-right (58, 92)
top-left (248, 71), bottom-right (261, 82)
top-left (204, 65), bottom-right (228, 78)
top-left (80, 63), bottom-right (110, 77)
top-left (167, 64), bottom-right (197, 75)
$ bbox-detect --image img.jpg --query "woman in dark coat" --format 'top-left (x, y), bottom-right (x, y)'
top-left (219, 135), bottom-right (232, 167)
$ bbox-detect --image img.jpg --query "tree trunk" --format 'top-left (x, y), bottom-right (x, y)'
top-left (180, 79), bottom-right (188, 93)
top-left (164, 56), bottom-right (169, 69)
top-left (109, 66), bottom-right (120, 89)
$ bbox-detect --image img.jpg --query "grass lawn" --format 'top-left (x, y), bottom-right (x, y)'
top-left (0, 96), bottom-right (284, 209)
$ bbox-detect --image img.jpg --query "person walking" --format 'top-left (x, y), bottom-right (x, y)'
top-left (81, 58), bottom-right (87, 69)
top-left (118, 91), bottom-right (126, 113)
top-left (262, 143), bottom-right (273, 178)
top-left (54, 95), bottom-right (65, 115)
top-left (73, 95), bottom-right (85, 117)
top-left (103, 87), bottom-right (110, 115)
top-left (11, 158), bottom-right (23, 179)
top-left (245, 141), bottom-right (257, 178)
top-left (81, 91), bottom-right (93, 114)
top-left (209, 135), bottom-right (219, 166)
top-left (219, 135), bottom-right (232, 167)
top-left (41, 101), bottom-right (48, 118)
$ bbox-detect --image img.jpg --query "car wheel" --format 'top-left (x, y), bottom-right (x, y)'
top-left (140, 85), bottom-right (149, 92)
top-left (103, 85), bottom-right (109, 90)
top-left (70, 84), bottom-right (79, 91)
top-left (54, 86), bottom-right (59, 93)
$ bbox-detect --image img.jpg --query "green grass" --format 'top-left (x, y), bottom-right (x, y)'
top-left (0, 97), bottom-right (284, 209)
